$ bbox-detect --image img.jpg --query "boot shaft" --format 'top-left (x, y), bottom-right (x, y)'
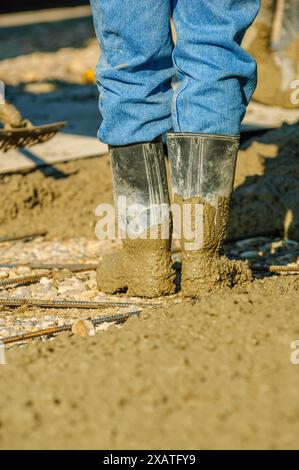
top-left (109, 139), bottom-right (171, 238)
top-left (167, 133), bottom-right (239, 254)
top-left (167, 133), bottom-right (239, 206)
top-left (98, 139), bottom-right (175, 297)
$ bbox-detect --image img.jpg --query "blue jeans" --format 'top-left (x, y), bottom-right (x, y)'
top-left (90, 0), bottom-right (260, 145)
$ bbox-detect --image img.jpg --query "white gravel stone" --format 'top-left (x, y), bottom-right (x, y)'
top-left (40, 277), bottom-right (52, 286)
top-left (95, 322), bottom-right (113, 332)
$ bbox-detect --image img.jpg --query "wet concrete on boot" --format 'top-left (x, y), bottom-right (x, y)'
top-left (175, 195), bottom-right (252, 296)
top-left (97, 226), bottom-right (175, 298)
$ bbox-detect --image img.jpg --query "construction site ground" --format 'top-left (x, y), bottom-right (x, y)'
top-left (0, 6), bottom-right (299, 450)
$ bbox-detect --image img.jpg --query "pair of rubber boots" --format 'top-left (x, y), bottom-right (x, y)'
top-left (97, 133), bottom-right (252, 298)
top-left (244, 0), bottom-right (299, 108)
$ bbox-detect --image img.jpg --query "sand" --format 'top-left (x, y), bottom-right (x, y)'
top-left (0, 156), bottom-right (113, 239)
top-left (0, 275), bottom-right (299, 449)
top-left (1, 8), bottom-right (299, 450)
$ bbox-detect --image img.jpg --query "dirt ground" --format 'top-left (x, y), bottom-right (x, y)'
top-left (1, 276), bottom-right (299, 450)
top-left (1, 7), bottom-right (299, 450)
top-left (0, 130), bottom-right (299, 448)
top-left (0, 156), bottom-right (112, 239)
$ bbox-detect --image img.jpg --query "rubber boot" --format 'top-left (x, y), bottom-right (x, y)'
top-left (97, 139), bottom-right (175, 298)
top-left (167, 133), bottom-right (252, 297)
top-left (243, 0), bottom-right (299, 108)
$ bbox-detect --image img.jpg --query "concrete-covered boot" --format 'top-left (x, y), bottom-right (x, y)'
top-left (97, 139), bottom-right (175, 298)
top-left (167, 133), bottom-right (252, 297)
top-left (243, 0), bottom-right (299, 108)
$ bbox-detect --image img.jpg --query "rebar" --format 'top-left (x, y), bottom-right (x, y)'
top-left (0, 262), bottom-right (98, 271)
top-left (28, 263), bottom-right (97, 271)
top-left (3, 324), bottom-right (70, 345)
top-left (0, 274), bottom-right (45, 287)
top-left (0, 264), bottom-right (98, 288)
top-left (2, 310), bottom-right (141, 345)
top-left (0, 297), bottom-right (158, 309)
top-left (0, 231), bottom-right (47, 243)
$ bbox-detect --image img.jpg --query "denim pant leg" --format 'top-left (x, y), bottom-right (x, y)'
top-left (171, 0), bottom-right (260, 135)
top-left (90, 0), bottom-right (174, 145)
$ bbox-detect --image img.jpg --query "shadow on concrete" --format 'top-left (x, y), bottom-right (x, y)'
top-left (0, 11), bottom-right (94, 60)
top-left (229, 122), bottom-right (299, 245)
top-left (20, 148), bottom-right (76, 179)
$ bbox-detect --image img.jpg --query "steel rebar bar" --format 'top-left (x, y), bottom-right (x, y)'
top-left (0, 297), bottom-right (158, 309)
top-left (0, 274), bottom-right (46, 287)
top-left (2, 310), bottom-right (141, 345)
top-left (0, 262), bottom-right (98, 271)
top-left (0, 264), bottom-right (98, 289)
top-left (0, 231), bottom-right (47, 243)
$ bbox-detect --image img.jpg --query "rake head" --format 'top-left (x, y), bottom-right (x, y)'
top-left (0, 121), bottom-right (66, 152)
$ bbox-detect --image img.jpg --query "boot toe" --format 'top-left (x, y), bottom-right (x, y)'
top-left (97, 252), bottom-right (127, 294)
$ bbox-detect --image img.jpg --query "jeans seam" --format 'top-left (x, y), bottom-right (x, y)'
top-left (171, 51), bottom-right (189, 132)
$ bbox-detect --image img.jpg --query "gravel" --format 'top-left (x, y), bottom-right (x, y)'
top-left (0, 236), bottom-right (141, 349)
top-left (0, 234), bottom-right (298, 349)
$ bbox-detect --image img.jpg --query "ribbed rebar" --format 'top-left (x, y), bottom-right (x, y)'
top-left (2, 310), bottom-right (141, 345)
top-left (0, 262), bottom-right (98, 271)
top-left (0, 297), bottom-right (158, 309)
top-left (0, 274), bottom-right (45, 287)
top-left (0, 231), bottom-right (47, 243)
top-left (0, 264), bottom-right (98, 289)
